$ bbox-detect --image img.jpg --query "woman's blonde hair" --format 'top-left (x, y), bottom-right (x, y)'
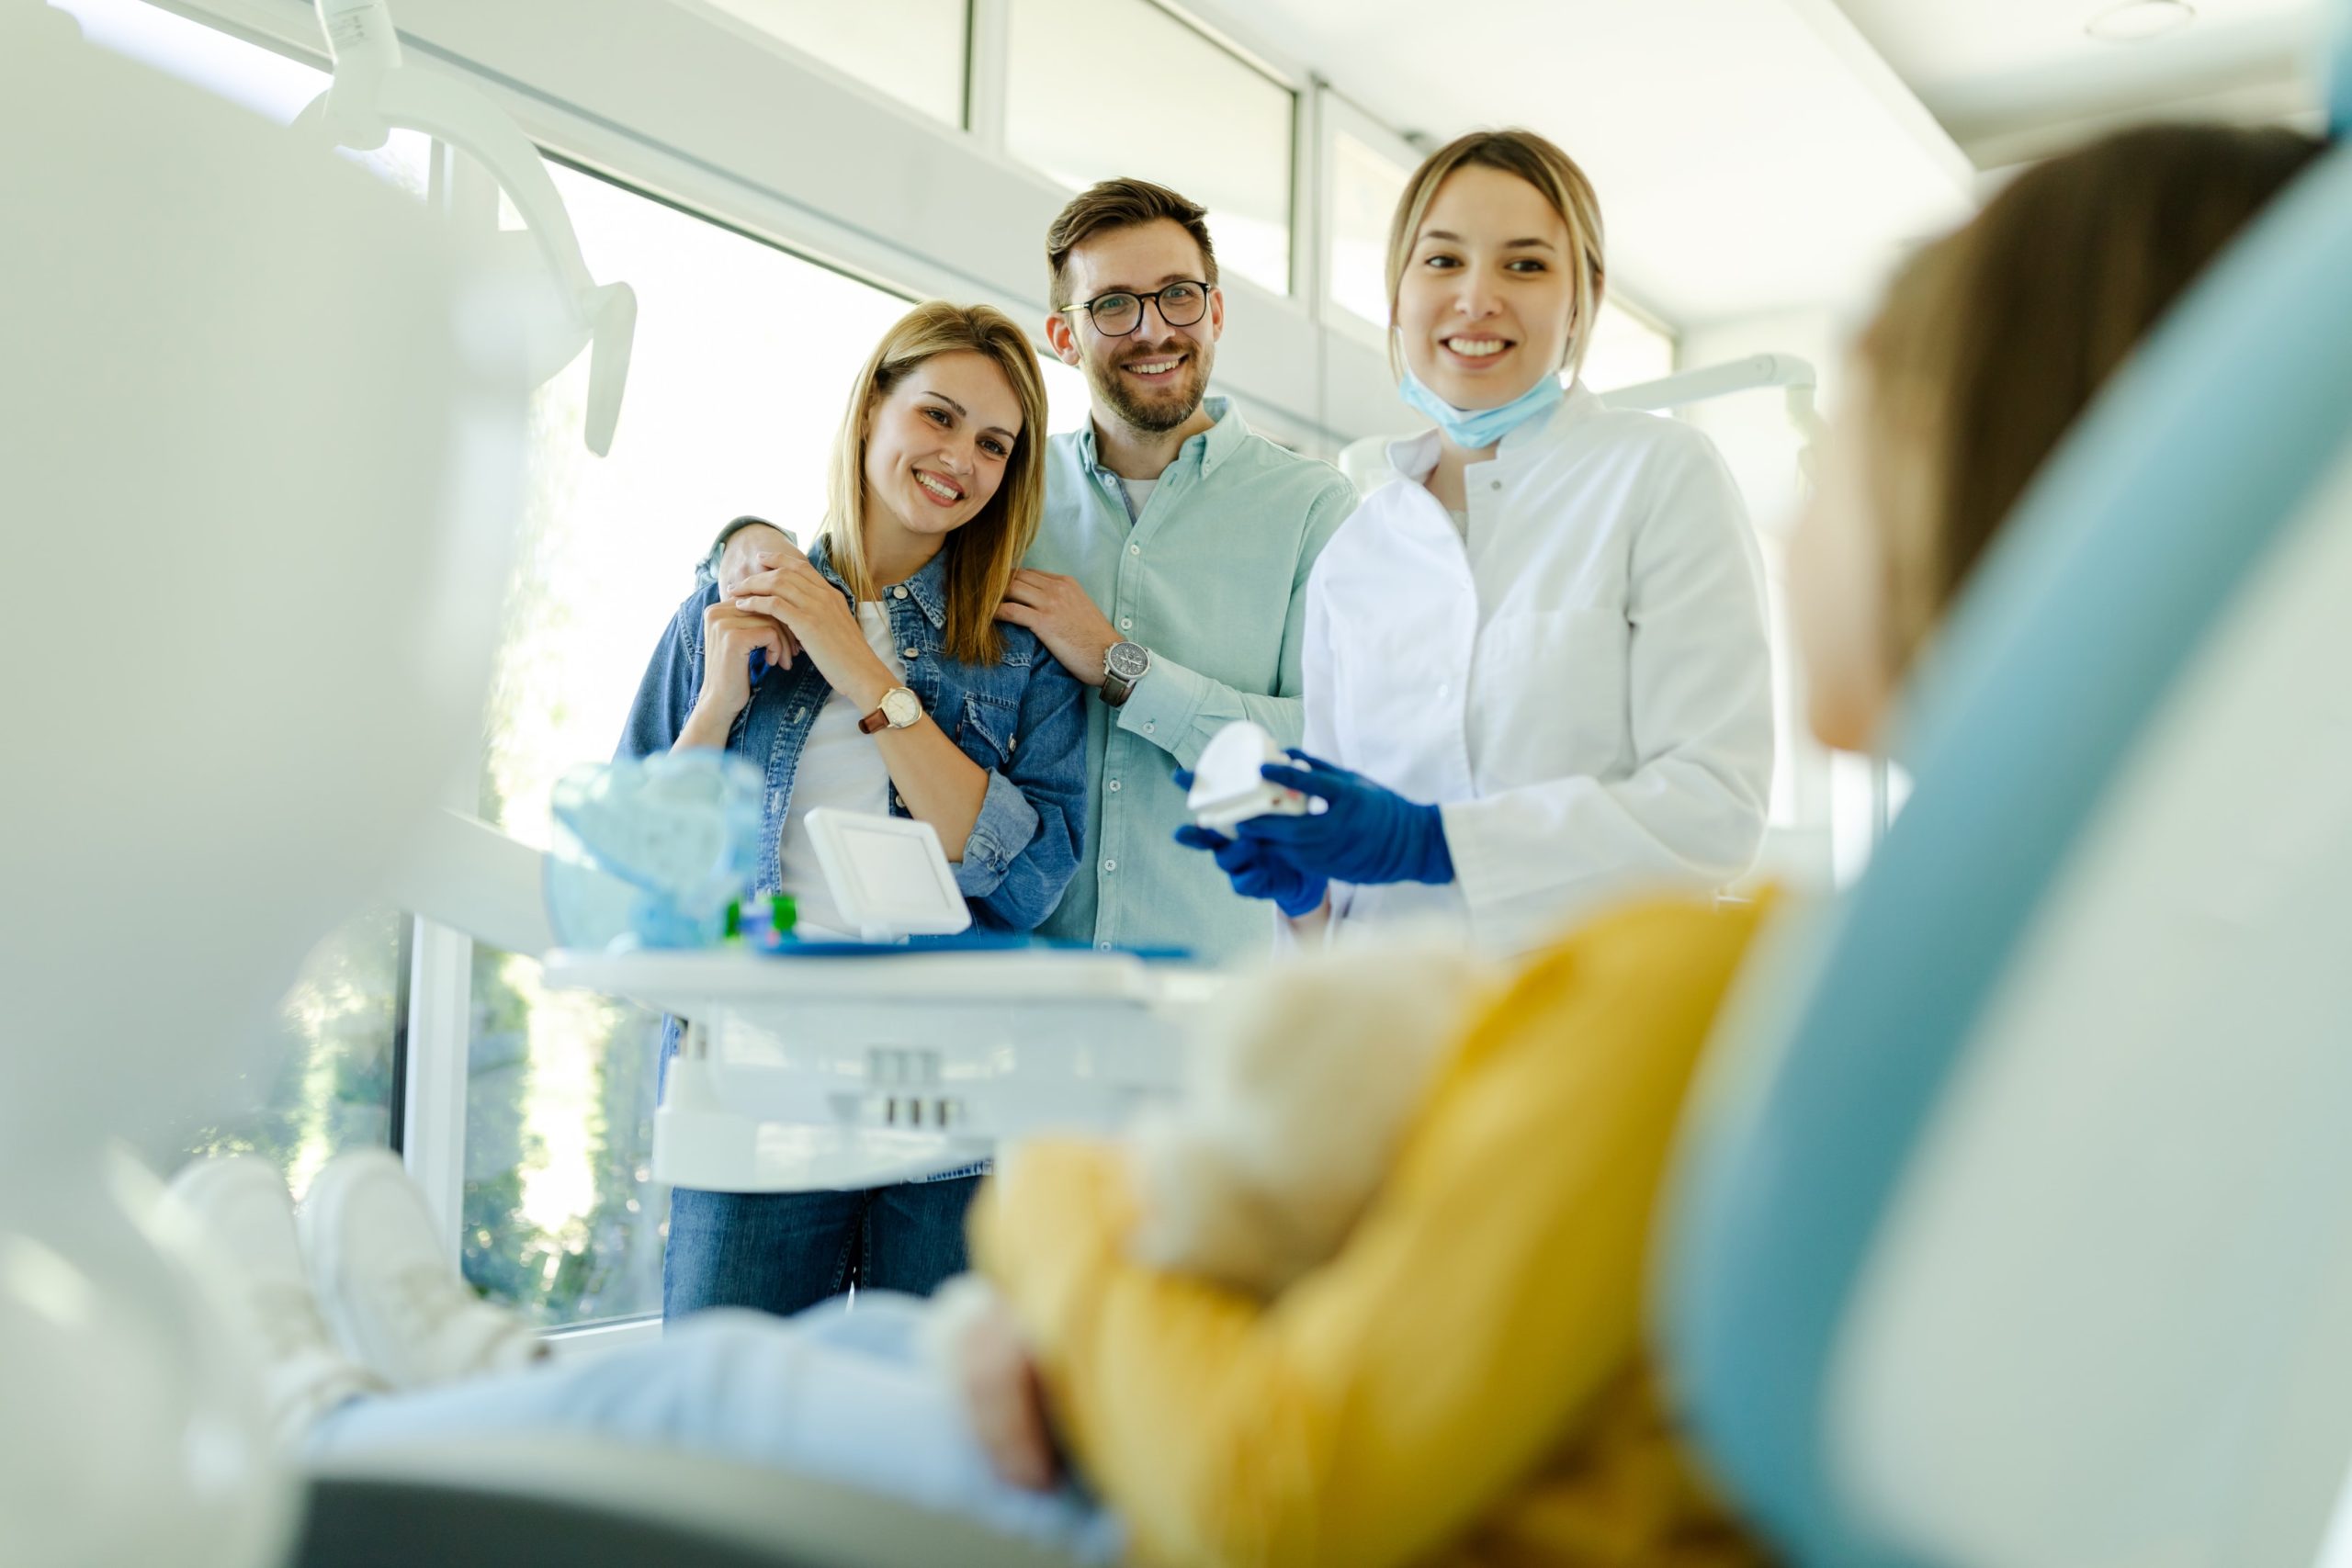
top-left (1384, 129), bottom-right (1608, 382)
top-left (822, 299), bottom-right (1049, 667)
top-left (1857, 122), bottom-right (2321, 668)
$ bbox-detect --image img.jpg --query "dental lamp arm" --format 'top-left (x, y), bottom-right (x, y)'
top-left (298, 0), bottom-right (635, 455)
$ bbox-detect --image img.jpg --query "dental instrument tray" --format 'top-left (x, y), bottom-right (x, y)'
top-left (543, 943), bottom-right (1220, 1193)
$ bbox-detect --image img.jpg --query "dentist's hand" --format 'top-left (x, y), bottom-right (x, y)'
top-left (996, 570), bottom-right (1118, 688)
top-left (1236, 750), bottom-right (1455, 887)
top-left (1173, 821), bottom-right (1329, 918)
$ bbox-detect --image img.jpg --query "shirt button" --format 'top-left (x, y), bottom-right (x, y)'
top-left (903, 647), bottom-right (920, 660)
top-left (1143, 722), bottom-right (1156, 735)
top-left (1436, 682), bottom-right (1451, 700)
top-left (892, 585), bottom-right (909, 599)
top-left (1119, 617), bottom-right (1132, 631)
top-left (1489, 479), bottom-right (1502, 491)
top-left (1129, 544), bottom-right (1141, 556)
top-left (1098, 941), bottom-right (1114, 952)
top-left (1107, 779), bottom-right (1121, 793)
top-left (793, 708), bottom-right (807, 722)
top-left (1102, 858), bottom-right (1117, 872)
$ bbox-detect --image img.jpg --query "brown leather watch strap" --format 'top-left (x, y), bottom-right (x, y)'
top-left (857, 705), bottom-right (890, 735)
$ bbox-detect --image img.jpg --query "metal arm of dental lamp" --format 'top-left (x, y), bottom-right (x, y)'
top-left (296, 0), bottom-right (636, 456)
top-left (1600, 351), bottom-right (1827, 481)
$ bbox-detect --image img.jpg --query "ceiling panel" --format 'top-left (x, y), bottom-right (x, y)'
top-left (1212, 0), bottom-right (1973, 329)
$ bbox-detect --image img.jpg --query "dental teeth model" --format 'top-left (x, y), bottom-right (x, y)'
top-left (1187, 719), bottom-right (1318, 832)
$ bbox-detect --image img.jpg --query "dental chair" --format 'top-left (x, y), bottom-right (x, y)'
top-left (1661, 10), bottom-right (2352, 1568)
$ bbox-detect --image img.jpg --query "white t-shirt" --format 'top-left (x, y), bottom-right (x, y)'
top-left (1118, 475), bottom-right (1159, 522)
top-left (774, 602), bottom-right (909, 937)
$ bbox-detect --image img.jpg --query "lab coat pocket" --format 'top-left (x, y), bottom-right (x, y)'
top-left (1474, 606), bottom-right (1630, 775)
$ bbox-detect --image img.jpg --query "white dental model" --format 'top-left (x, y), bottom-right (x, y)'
top-left (298, 0), bottom-right (636, 456)
top-left (1186, 719), bottom-right (1319, 832)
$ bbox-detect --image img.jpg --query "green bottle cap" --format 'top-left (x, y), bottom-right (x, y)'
top-left (770, 893), bottom-right (797, 934)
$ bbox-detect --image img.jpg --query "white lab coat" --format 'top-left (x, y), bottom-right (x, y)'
top-left (1302, 382), bottom-right (1774, 953)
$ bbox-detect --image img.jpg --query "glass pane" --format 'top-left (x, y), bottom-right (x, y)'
top-left (465, 950), bottom-right (667, 1325)
top-left (1581, 300), bottom-right (1677, 394)
top-left (57, 0), bottom-right (430, 194)
top-left (1007, 0), bottom-right (1295, 295)
top-left (184, 908), bottom-right (402, 1200)
top-left (469, 160), bottom-right (914, 1325)
top-left (1328, 128), bottom-right (1410, 330)
top-left (697, 0), bottom-right (968, 127)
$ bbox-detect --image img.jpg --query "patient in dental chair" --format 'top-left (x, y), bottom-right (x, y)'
top-left (171, 123), bottom-right (2319, 1567)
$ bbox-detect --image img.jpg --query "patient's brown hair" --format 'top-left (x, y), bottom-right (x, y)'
top-left (1860, 122), bottom-right (2322, 664)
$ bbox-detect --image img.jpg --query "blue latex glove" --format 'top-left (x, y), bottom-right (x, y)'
top-left (1236, 749), bottom-right (1454, 886)
top-left (1172, 824), bottom-right (1329, 918)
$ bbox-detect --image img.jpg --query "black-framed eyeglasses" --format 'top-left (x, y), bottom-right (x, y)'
top-left (1060, 279), bottom-right (1211, 338)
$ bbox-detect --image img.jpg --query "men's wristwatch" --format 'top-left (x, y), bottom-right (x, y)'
top-left (1101, 641), bottom-right (1152, 707)
top-left (857, 685), bottom-right (922, 734)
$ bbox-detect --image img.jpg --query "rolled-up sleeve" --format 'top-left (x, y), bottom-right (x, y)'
top-left (616, 586), bottom-right (717, 761)
top-left (957, 647), bottom-right (1089, 931)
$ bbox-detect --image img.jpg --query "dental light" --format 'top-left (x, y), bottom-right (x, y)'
top-left (299, 0), bottom-right (637, 456)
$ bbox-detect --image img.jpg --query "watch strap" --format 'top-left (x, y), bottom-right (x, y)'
top-left (1101, 643), bottom-right (1149, 707)
top-left (859, 686), bottom-right (919, 734)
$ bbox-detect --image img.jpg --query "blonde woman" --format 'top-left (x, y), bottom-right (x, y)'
top-left (1181, 130), bottom-right (1776, 953)
top-left (616, 300), bottom-right (1088, 1322)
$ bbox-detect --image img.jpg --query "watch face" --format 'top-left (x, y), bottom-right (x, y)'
top-left (1107, 642), bottom-right (1150, 681)
top-left (881, 687), bottom-right (922, 727)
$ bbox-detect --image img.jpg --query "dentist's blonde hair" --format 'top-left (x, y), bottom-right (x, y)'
top-left (823, 299), bottom-right (1047, 668)
top-left (1384, 129), bottom-right (1608, 382)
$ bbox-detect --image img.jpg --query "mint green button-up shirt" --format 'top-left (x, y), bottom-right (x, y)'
top-left (1029, 398), bottom-right (1358, 963)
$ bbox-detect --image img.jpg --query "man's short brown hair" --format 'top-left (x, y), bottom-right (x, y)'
top-left (1045, 178), bottom-right (1219, 310)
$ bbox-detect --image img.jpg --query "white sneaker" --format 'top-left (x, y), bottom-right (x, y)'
top-left (164, 1156), bottom-right (386, 1449)
top-left (300, 1148), bottom-right (544, 1390)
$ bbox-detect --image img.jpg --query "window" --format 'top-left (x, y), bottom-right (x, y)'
top-left (695, 0), bottom-right (968, 127)
top-left (1005, 0), bottom-right (1295, 296)
top-left (1581, 300), bottom-right (1677, 395)
top-left (185, 908), bottom-right (405, 1200)
top-left (1326, 126), bottom-right (1411, 332)
top-left (1041, 352), bottom-right (1093, 435)
top-left (469, 159), bottom-right (916, 1325)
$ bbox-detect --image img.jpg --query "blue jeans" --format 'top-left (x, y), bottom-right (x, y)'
top-left (663, 1177), bottom-right (982, 1322)
top-left (309, 1295), bottom-right (1123, 1563)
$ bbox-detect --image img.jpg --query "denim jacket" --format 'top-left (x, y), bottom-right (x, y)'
top-left (616, 536), bottom-right (1088, 932)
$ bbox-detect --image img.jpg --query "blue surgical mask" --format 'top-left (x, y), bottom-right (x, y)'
top-left (1398, 367), bottom-right (1565, 450)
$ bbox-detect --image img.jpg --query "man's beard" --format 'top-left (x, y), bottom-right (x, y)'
top-left (1088, 335), bottom-right (1211, 434)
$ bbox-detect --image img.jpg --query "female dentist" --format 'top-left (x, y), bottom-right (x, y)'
top-left (1182, 128), bottom-right (1775, 952)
